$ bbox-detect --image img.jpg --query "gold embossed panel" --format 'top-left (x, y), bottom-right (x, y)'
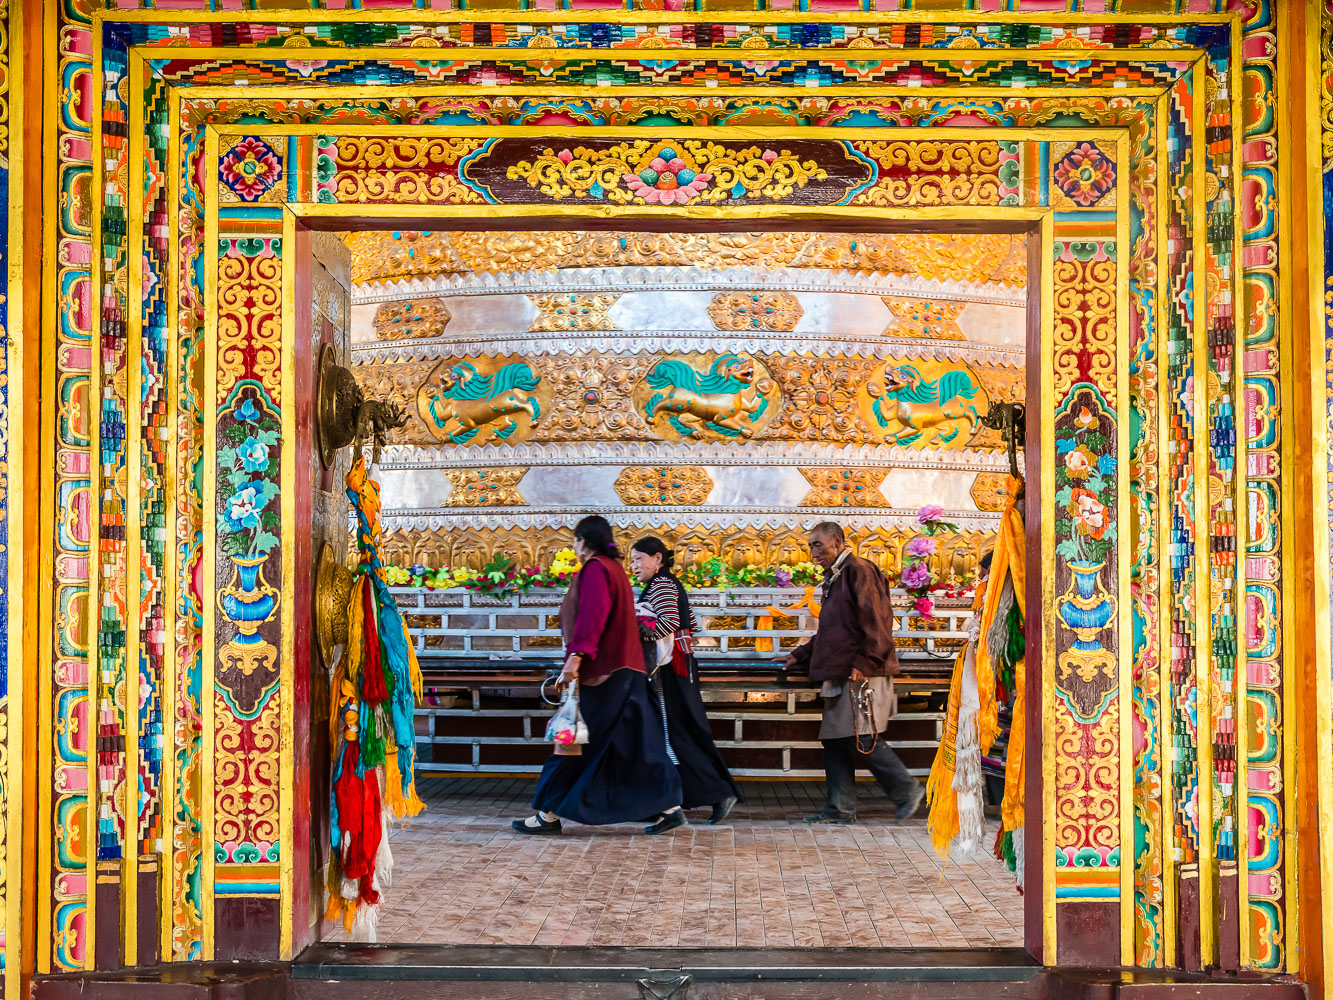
top-left (415, 356), bottom-right (553, 447)
top-left (527, 292), bottom-right (620, 332)
top-left (346, 230), bottom-right (1029, 288)
top-left (372, 298), bottom-right (451, 341)
top-left (859, 358), bottom-right (991, 450)
top-left (444, 468), bottom-right (529, 507)
top-left (632, 352), bottom-right (782, 443)
top-left (707, 291), bottom-right (803, 332)
top-left (799, 468), bottom-right (890, 508)
top-left (613, 466), bottom-right (714, 506)
top-left (882, 298), bottom-right (966, 340)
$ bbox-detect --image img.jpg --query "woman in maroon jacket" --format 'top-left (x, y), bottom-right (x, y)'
top-left (513, 516), bottom-right (686, 836)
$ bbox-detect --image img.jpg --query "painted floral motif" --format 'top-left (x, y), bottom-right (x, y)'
top-left (507, 139), bottom-right (828, 206)
top-left (220, 391), bottom-right (281, 558)
top-left (1055, 414), bottom-right (1117, 564)
top-left (622, 145), bottom-right (711, 204)
top-left (1052, 141), bottom-right (1115, 208)
top-left (219, 137), bottom-right (283, 202)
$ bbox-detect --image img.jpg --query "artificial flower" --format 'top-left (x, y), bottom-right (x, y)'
top-left (913, 596), bottom-right (935, 617)
top-left (905, 536), bottom-right (937, 558)
top-left (901, 562), bottom-right (931, 590)
top-left (917, 504), bottom-right (945, 525)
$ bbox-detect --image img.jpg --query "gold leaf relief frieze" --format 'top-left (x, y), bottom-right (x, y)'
top-left (761, 356), bottom-right (880, 445)
top-left (379, 524), bottom-right (996, 583)
top-left (347, 229), bottom-right (1029, 288)
top-left (970, 471), bottom-right (1013, 513)
top-left (354, 352), bottom-right (1018, 451)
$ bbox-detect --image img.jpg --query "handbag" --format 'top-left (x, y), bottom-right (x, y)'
top-left (545, 678), bottom-right (589, 756)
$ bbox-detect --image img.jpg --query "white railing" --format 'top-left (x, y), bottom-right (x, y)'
top-left (390, 585), bottom-right (972, 660)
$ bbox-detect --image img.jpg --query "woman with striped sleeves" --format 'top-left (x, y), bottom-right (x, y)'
top-left (631, 536), bottom-right (742, 826)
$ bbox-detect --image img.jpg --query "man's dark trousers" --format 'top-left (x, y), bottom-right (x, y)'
top-left (821, 736), bottom-right (917, 818)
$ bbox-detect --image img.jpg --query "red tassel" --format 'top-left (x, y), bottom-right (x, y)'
top-left (361, 581), bottom-right (388, 704)
top-left (333, 742), bottom-right (384, 905)
top-left (672, 642), bottom-right (690, 678)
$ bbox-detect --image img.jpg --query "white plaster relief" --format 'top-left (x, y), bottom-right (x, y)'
top-left (352, 265), bottom-right (1026, 308)
top-left (375, 441), bottom-right (1012, 473)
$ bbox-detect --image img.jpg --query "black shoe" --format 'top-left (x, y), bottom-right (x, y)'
top-left (896, 783), bottom-right (926, 823)
top-left (645, 810), bottom-right (687, 835)
top-left (803, 809), bottom-right (855, 825)
top-left (708, 796), bottom-right (738, 825)
top-left (512, 815), bottom-right (562, 835)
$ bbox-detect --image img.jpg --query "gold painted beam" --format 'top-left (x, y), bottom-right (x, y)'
top-left (35, 0), bottom-right (61, 974)
top-left (99, 8), bottom-right (1239, 26)
top-left (1229, 11), bottom-right (1251, 970)
top-left (278, 208), bottom-right (298, 961)
top-left (1154, 89), bottom-right (1178, 972)
top-left (1117, 128), bottom-right (1134, 967)
top-left (6, 0), bottom-right (29, 995)
top-left (1040, 209), bottom-right (1058, 965)
top-left (201, 125), bottom-right (221, 963)
top-left (83, 9), bottom-right (107, 971)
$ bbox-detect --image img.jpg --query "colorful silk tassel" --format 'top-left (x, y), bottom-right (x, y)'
top-left (326, 456), bottom-right (426, 939)
top-left (925, 473), bottom-right (1026, 878)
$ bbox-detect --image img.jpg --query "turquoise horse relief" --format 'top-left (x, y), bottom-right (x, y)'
top-left (643, 353), bottom-right (770, 440)
top-left (869, 363), bottom-right (983, 447)
top-left (420, 360), bottom-right (543, 445)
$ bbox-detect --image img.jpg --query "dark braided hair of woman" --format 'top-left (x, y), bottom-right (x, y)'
top-left (573, 514), bottom-right (621, 560)
top-left (630, 535), bottom-right (675, 575)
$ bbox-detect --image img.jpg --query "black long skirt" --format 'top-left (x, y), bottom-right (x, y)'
top-left (651, 664), bottom-right (744, 810)
top-left (531, 667), bottom-right (683, 826)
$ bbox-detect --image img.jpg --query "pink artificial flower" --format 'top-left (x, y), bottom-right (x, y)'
top-left (901, 562), bottom-right (930, 590)
top-left (905, 536), bottom-right (937, 558)
top-left (913, 596), bottom-right (935, 617)
top-left (917, 504), bottom-right (945, 525)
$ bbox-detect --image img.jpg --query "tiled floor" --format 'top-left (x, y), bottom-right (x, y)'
top-left (328, 777), bottom-right (1024, 948)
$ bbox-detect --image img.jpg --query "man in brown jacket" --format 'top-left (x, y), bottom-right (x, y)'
top-left (782, 522), bottom-right (925, 824)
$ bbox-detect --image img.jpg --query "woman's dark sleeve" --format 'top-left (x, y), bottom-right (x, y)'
top-left (567, 561), bottom-right (612, 659)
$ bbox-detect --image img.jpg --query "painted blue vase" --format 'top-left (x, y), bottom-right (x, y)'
top-left (1060, 559), bottom-right (1114, 650)
top-left (221, 553), bottom-right (279, 633)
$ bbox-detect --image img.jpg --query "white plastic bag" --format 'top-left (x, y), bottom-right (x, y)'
top-left (545, 678), bottom-right (589, 755)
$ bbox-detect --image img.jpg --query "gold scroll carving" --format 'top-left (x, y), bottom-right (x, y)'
top-left (613, 466), bottom-right (714, 506)
top-left (799, 468), bottom-right (890, 508)
top-left (527, 292), bottom-right (620, 332)
top-left (372, 298), bottom-right (451, 341)
top-left (970, 472), bottom-right (1013, 512)
top-left (707, 291), bottom-right (803, 332)
top-left (444, 468), bottom-right (529, 507)
top-left (881, 298), bottom-right (966, 340)
top-left (346, 230), bottom-right (1029, 289)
